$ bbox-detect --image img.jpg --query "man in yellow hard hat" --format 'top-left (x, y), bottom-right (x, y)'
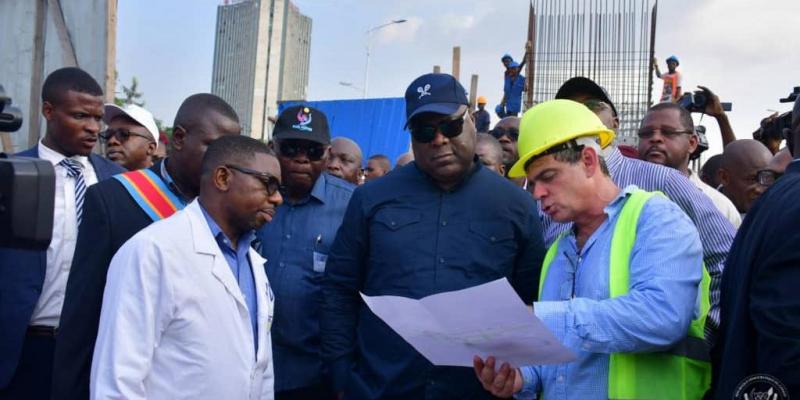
top-left (473, 99), bottom-right (710, 400)
top-left (473, 96), bottom-right (491, 133)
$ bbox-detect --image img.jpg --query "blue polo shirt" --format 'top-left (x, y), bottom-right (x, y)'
top-left (256, 172), bottom-right (355, 391)
top-left (321, 161), bottom-right (546, 399)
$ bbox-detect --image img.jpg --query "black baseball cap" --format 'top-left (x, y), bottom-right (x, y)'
top-left (273, 105), bottom-right (330, 145)
top-left (404, 73), bottom-right (469, 127)
top-left (555, 77), bottom-right (618, 117)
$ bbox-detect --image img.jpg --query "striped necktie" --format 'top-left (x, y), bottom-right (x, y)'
top-left (59, 158), bottom-right (86, 227)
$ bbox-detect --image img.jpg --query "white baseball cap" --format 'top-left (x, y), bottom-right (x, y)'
top-left (103, 103), bottom-right (160, 148)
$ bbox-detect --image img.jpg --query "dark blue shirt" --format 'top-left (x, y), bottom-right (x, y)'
top-left (321, 161), bottom-right (545, 399)
top-left (504, 74), bottom-right (526, 114)
top-left (199, 203), bottom-right (259, 354)
top-left (257, 173), bottom-right (355, 391)
top-left (474, 109), bottom-right (491, 133)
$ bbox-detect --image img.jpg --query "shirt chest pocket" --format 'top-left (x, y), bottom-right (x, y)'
top-left (467, 221), bottom-right (517, 269)
top-left (374, 210), bottom-right (422, 231)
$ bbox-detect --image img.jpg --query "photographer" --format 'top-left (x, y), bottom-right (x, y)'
top-left (695, 85), bottom-right (737, 147)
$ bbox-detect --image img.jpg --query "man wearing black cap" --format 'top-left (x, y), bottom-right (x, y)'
top-left (553, 76), bottom-right (736, 342)
top-left (257, 105), bottom-right (354, 400)
top-left (321, 73), bottom-right (545, 399)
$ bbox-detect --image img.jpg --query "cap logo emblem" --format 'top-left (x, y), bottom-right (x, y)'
top-left (417, 84), bottom-right (431, 99)
top-left (292, 107), bottom-right (313, 132)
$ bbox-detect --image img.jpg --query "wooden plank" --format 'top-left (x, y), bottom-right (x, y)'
top-left (0, 132), bottom-right (13, 152)
top-left (433, 65), bottom-right (441, 73)
top-left (469, 74), bottom-right (478, 110)
top-left (27, 0), bottom-right (47, 148)
top-left (105, 0), bottom-right (118, 104)
top-left (452, 46), bottom-right (461, 81)
top-left (50, 0), bottom-right (79, 67)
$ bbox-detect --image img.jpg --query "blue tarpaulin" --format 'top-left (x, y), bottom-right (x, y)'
top-left (279, 98), bottom-right (409, 167)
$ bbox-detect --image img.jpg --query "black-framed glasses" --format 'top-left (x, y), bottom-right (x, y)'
top-left (99, 128), bottom-right (154, 143)
top-left (636, 129), bottom-right (693, 140)
top-left (755, 169), bottom-right (781, 187)
top-left (489, 127), bottom-right (519, 141)
top-left (225, 164), bottom-right (282, 195)
top-left (408, 114), bottom-right (465, 144)
top-left (277, 140), bottom-right (326, 161)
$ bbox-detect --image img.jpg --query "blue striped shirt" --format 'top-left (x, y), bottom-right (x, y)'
top-left (540, 147), bottom-right (735, 340)
top-left (519, 186), bottom-right (704, 399)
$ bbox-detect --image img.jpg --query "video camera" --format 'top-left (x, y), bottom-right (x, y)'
top-left (677, 89), bottom-right (732, 114)
top-left (754, 87), bottom-right (799, 142)
top-left (0, 84), bottom-right (55, 250)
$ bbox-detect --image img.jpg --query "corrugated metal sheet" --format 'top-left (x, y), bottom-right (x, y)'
top-left (279, 97), bottom-right (409, 167)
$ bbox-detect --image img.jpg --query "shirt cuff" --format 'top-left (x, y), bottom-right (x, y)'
top-left (514, 366), bottom-right (540, 399)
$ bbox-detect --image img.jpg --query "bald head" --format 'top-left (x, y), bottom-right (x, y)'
top-left (494, 116), bottom-right (520, 131)
top-left (719, 139), bottom-right (773, 213)
top-left (327, 137), bottom-right (363, 184)
top-left (395, 152), bottom-right (414, 169)
top-left (700, 154), bottom-right (724, 188)
top-left (475, 134), bottom-right (505, 176)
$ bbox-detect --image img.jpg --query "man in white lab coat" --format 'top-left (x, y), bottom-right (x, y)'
top-left (91, 135), bottom-right (284, 399)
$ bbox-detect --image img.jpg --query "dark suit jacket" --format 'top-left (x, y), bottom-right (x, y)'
top-left (0, 146), bottom-right (123, 388)
top-left (51, 161), bottom-right (174, 400)
top-left (711, 161), bottom-right (800, 398)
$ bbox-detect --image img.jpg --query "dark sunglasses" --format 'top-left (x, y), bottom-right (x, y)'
top-left (278, 141), bottom-right (326, 161)
top-left (489, 127), bottom-right (519, 141)
top-left (225, 164), bottom-right (282, 195)
top-left (409, 115), bottom-right (465, 144)
top-left (99, 128), bottom-right (153, 143)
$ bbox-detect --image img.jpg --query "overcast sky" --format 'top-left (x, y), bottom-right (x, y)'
top-left (116, 0), bottom-right (800, 157)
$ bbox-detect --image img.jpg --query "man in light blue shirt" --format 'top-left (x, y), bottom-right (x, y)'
top-left (474, 100), bottom-right (706, 399)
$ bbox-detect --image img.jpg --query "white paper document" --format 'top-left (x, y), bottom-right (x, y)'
top-left (360, 278), bottom-right (576, 368)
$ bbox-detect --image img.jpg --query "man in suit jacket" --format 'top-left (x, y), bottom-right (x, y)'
top-left (91, 135), bottom-right (282, 399)
top-left (0, 67), bottom-right (124, 400)
top-left (52, 93), bottom-right (242, 400)
top-left (711, 96), bottom-right (800, 398)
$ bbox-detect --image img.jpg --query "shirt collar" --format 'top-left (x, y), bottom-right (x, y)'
top-left (198, 201), bottom-right (256, 251)
top-left (309, 172), bottom-right (329, 204)
top-left (412, 155), bottom-right (482, 192)
top-left (38, 139), bottom-right (90, 169)
top-left (160, 158), bottom-right (191, 204)
top-left (602, 184), bottom-right (640, 220)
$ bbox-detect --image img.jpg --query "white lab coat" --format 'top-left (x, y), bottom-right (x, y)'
top-left (90, 200), bottom-right (274, 399)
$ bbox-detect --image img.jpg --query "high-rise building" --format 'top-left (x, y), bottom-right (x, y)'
top-left (211, 0), bottom-right (311, 140)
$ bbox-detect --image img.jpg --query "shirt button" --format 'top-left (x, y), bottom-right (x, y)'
top-left (441, 220), bottom-right (447, 226)
top-left (490, 236), bottom-right (496, 242)
top-left (390, 221), bottom-right (396, 227)
top-left (439, 257), bottom-right (445, 264)
top-left (558, 375), bottom-right (565, 382)
top-left (285, 234), bottom-right (291, 239)
top-left (279, 262), bottom-right (285, 267)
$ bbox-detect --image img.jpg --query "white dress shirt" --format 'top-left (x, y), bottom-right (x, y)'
top-left (688, 170), bottom-right (741, 229)
top-left (29, 141), bottom-right (99, 327)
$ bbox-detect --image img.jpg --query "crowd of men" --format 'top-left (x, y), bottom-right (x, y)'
top-left (0, 61), bottom-right (798, 400)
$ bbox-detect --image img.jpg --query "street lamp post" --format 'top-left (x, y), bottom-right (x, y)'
top-left (364, 19), bottom-right (406, 99)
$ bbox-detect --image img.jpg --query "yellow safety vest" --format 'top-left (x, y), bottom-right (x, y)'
top-left (538, 190), bottom-right (711, 400)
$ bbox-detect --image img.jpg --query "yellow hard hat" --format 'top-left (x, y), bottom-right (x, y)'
top-left (477, 96), bottom-right (487, 104)
top-left (508, 99), bottom-right (615, 178)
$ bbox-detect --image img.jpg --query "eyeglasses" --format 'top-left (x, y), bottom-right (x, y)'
top-left (489, 127), bottom-right (519, 141)
top-left (408, 115), bottom-right (465, 143)
top-left (636, 129), bottom-right (693, 140)
top-left (755, 169), bottom-right (781, 187)
top-left (277, 141), bottom-right (326, 161)
top-left (225, 164), bottom-right (282, 195)
top-left (99, 128), bottom-right (154, 143)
